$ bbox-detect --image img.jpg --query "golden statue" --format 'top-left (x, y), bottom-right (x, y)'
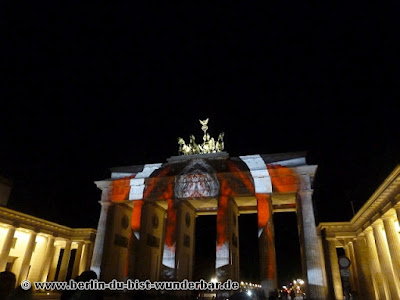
top-left (178, 119), bottom-right (224, 155)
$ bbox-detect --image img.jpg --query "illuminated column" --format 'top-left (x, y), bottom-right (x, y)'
top-left (216, 197), bottom-right (240, 283)
top-left (79, 242), bottom-right (90, 274)
top-left (48, 245), bottom-right (61, 281)
top-left (347, 240), bottom-right (360, 293)
top-left (91, 201), bottom-right (111, 278)
top-left (365, 227), bottom-right (388, 299)
top-left (39, 236), bottom-right (55, 282)
top-left (58, 240), bottom-right (72, 281)
top-left (71, 242), bottom-right (83, 279)
top-left (372, 221), bottom-right (400, 300)
top-left (326, 239), bottom-right (343, 300)
top-left (258, 194), bottom-right (277, 295)
top-left (343, 242), bottom-right (357, 293)
top-left (139, 202), bottom-right (166, 281)
top-left (382, 214), bottom-right (400, 283)
top-left (18, 230), bottom-right (38, 284)
top-left (85, 242), bottom-right (93, 272)
top-left (296, 190), bottom-right (327, 300)
top-left (0, 225), bottom-right (16, 271)
top-left (395, 205), bottom-right (400, 226)
top-left (175, 201), bottom-right (197, 281)
top-left (353, 234), bottom-right (376, 300)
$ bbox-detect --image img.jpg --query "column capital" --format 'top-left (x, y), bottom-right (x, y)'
top-left (297, 190), bottom-right (313, 197)
top-left (364, 226), bottom-right (373, 233)
top-left (381, 213), bottom-right (396, 221)
top-left (393, 202), bottom-right (400, 209)
top-left (371, 219), bottom-right (384, 228)
top-left (99, 200), bottom-right (112, 207)
top-left (7, 223), bottom-right (18, 229)
top-left (343, 238), bottom-right (354, 246)
top-left (356, 232), bottom-right (366, 238)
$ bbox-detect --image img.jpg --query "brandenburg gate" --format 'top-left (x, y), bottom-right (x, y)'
top-left (90, 119), bottom-right (328, 299)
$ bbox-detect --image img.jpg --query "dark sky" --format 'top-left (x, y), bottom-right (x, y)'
top-left (1, 1), bottom-right (399, 284)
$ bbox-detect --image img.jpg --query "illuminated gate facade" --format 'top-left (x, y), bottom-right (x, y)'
top-left (91, 152), bottom-right (327, 298)
top-left (91, 119), bottom-right (328, 299)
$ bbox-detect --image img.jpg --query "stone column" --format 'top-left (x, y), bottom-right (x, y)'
top-left (91, 201), bottom-right (111, 278)
top-left (258, 194), bottom-right (277, 296)
top-left (216, 197), bottom-right (240, 286)
top-left (382, 214), bottom-right (400, 284)
top-left (48, 245), bottom-right (62, 281)
top-left (353, 234), bottom-right (376, 300)
top-left (364, 227), bottom-right (389, 299)
top-left (372, 221), bottom-right (400, 300)
top-left (0, 225), bottom-right (16, 271)
top-left (17, 230), bottom-right (38, 284)
top-left (39, 236), bottom-right (55, 282)
top-left (394, 205), bottom-right (400, 227)
top-left (296, 191), bottom-right (328, 300)
top-left (347, 240), bottom-right (360, 293)
top-left (326, 239), bottom-right (343, 300)
top-left (343, 241), bottom-right (359, 294)
top-left (58, 240), bottom-right (72, 281)
top-left (71, 242), bottom-right (83, 279)
top-left (175, 201), bottom-right (197, 281)
top-left (85, 242), bottom-right (93, 271)
top-left (79, 242), bottom-right (89, 274)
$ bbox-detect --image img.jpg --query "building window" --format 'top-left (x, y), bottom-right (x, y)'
top-left (114, 234), bottom-right (128, 248)
top-left (11, 238), bottom-right (17, 249)
top-left (5, 262), bottom-right (14, 272)
top-left (146, 234), bottom-right (160, 248)
top-left (152, 215), bottom-right (159, 229)
top-left (232, 233), bottom-right (238, 248)
top-left (184, 234), bottom-right (190, 248)
top-left (185, 213), bottom-right (191, 228)
top-left (121, 216), bottom-right (129, 230)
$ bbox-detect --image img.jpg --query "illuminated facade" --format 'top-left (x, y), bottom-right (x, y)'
top-left (0, 206), bottom-right (96, 285)
top-left (91, 151), bottom-right (328, 299)
top-left (319, 165), bottom-right (400, 300)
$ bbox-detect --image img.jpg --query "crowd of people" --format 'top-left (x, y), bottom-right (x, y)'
top-left (0, 270), bottom-right (103, 300)
top-left (0, 271), bottom-right (32, 300)
top-left (268, 288), bottom-right (302, 300)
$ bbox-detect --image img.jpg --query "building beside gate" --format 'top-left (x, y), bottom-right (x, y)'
top-left (319, 165), bottom-right (400, 300)
top-left (0, 197), bottom-right (96, 285)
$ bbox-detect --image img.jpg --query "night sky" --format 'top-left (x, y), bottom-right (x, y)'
top-left (1, 1), bottom-right (399, 285)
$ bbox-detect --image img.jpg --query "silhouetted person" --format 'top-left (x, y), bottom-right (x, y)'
top-left (290, 289), bottom-right (295, 300)
top-left (8, 286), bottom-right (33, 300)
top-left (268, 291), bottom-right (276, 300)
top-left (70, 270), bottom-right (103, 300)
top-left (60, 275), bottom-right (81, 300)
top-left (0, 271), bottom-right (16, 300)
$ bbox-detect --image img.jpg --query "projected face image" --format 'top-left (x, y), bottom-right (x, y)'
top-left (175, 159), bottom-right (219, 199)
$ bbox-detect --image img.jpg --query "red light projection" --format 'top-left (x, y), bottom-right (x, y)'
top-left (121, 157), bottom-right (301, 281)
top-left (110, 175), bottom-right (135, 203)
top-left (143, 166), bottom-right (176, 247)
top-left (268, 164), bottom-right (298, 193)
top-left (216, 177), bottom-right (231, 247)
top-left (131, 200), bottom-right (143, 231)
top-left (256, 193), bottom-right (270, 229)
top-left (216, 160), bottom-right (255, 247)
